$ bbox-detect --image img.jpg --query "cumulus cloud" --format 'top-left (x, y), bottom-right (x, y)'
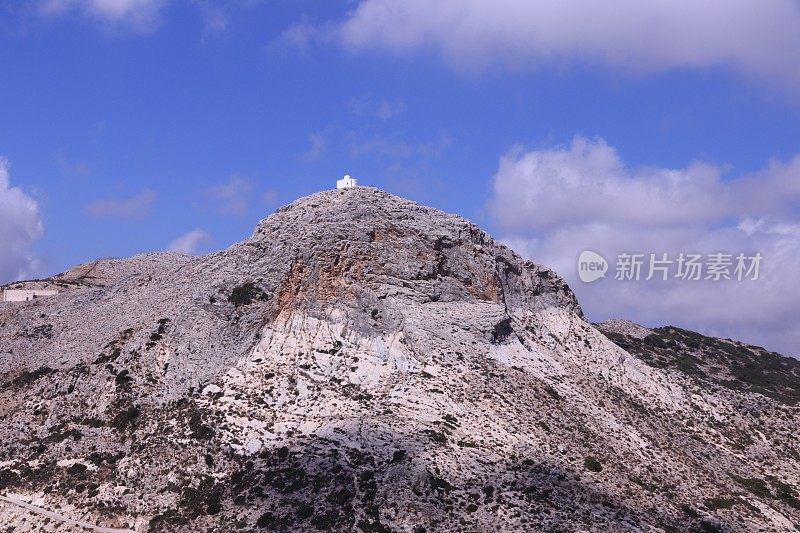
top-left (39, 0), bottom-right (169, 32)
top-left (204, 176), bottom-right (252, 216)
top-left (490, 137), bottom-right (800, 232)
top-left (488, 137), bottom-right (800, 356)
top-left (167, 229), bottom-right (212, 255)
top-left (302, 0), bottom-right (800, 86)
top-left (85, 189), bottom-right (157, 218)
top-left (0, 158), bottom-right (44, 283)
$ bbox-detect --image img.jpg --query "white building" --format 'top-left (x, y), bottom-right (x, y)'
top-left (2, 289), bottom-right (59, 302)
top-left (336, 174), bottom-right (359, 189)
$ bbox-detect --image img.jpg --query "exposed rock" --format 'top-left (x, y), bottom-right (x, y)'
top-left (596, 318), bottom-right (654, 340)
top-left (0, 187), bottom-right (797, 532)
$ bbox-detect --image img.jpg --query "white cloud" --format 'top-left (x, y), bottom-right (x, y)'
top-left (191, 0), bottom-right (228, 36)
top-left (85, 189), bottom-right (157, 218)
top-left (39, 0), bottom-right (168, 32)
top-left (300, 133), bottom-right (327, 162)
top-left (262, 189), bottom-right (278, 206)
top-left (204, 176), bottom-right (252, 216)
top-left (307, 0), bottom-right (800, 87)
top-left (488, 137), bottom-right (800, 356)
top-left (0, 158), bottom-right (44, 283)
top-left (56, 152), bottom-right (91, 178)
top-left (272, 21), bottom-right (318, 53)
top-left (167, 229), bottom-right (212, 255)
top-left (349, 130), bottom-right (452, 160)
top-left (490, 137), bottom-right (800, 232)
top-left (349, 97), bottom-right (406, 121)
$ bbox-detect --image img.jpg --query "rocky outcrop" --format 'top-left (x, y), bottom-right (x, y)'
top-left (596, 318), bottom-right (654, 340)
top-left (0, 188), bottom-right (797, 532)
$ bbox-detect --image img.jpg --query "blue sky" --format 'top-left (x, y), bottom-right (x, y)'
top-left (1, 1), bottom-right (799, 354)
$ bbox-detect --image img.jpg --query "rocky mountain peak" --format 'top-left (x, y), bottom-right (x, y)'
top-left (0, 188), bottom-right (798, 532)
top-left (237, 186), bottom-right (580, 320)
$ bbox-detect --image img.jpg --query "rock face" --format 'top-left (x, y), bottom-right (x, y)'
top-left (0, 187), bottom-right (798, 532)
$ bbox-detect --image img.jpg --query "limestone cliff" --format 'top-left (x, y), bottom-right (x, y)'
top-left (0, 188), bottom-right (798, 532)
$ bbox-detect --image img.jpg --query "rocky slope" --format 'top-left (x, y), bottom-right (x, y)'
top-left (0, 187), bottom-right (797, 532)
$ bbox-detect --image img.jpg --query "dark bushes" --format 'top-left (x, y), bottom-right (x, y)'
top-left (584, 456), bottom-right (603, 472)
top-left (112, 405), bottom-right (140, 431)
top-left (228, 283), bottom-right (268, 307)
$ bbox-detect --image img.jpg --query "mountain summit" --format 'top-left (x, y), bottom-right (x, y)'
top-left (0, 188), bottom-right (798, 532)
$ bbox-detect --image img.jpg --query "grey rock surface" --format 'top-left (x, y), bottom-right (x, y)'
top-left (0, 187), bottom-right (798, 532)
top-left (596, 319), bottom-right (654, 340)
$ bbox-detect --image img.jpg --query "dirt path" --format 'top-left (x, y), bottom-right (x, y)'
top-left (0, 495), bottom-right (136, 533)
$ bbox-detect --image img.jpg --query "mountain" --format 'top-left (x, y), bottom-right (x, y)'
top-left (0, 187), bottom-right (798, 532)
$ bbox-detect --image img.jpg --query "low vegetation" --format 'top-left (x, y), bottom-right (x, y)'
top-left (600, 326), bottom-right (800, 405)
top-left (228, 283), bottom-right (268, 307)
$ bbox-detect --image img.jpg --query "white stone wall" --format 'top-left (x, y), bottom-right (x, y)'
top-left (2, 289), bottom-right (59, 302)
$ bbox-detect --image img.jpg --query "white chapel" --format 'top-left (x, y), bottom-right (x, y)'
top-left (336, 174), bottom-right (359, 189)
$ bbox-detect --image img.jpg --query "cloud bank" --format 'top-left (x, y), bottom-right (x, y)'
top-left (0, 159), bottom-right (43, 284)
top-left (488, 137), bottom-right (800, 356)
top-left (304, 0), bottom-right (800, 86)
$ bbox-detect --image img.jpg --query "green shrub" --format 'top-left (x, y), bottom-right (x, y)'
top-left (112, 405), bottom-right (140, 431)
top-left (771, 479), bottom-right (800, 508)
top-left (703, 497), bottom-right (736, 510)
top-left (228, 282), bottom-right (267, 307)
top-left (584, 456), bottom-right (602, 472)
top-left (731, 475), bottom-right (771, 498)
